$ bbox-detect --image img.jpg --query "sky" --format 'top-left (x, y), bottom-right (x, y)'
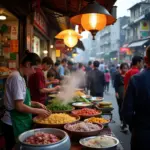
top-left (115, 0), bottom-right (141, 18)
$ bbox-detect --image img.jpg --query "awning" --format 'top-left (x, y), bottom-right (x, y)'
top-left (128, 39), bottom-right (149, 48)
top-left (96, 52), bottom-right (104, 56)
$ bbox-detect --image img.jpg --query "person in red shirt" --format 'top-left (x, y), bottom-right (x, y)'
top-left (28, 57), bottom-right (60, 104)
top-left (104, 70), bottom-right (111, 92)
top-left (124, 56), bottom-right (143, 92)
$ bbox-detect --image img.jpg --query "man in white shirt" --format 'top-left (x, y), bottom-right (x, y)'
top-left (99, 62), bottom-right (105, 72)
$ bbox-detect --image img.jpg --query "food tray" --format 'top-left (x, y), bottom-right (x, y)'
top-left (79, 135), bottom-right (119, 150)
top-left (72, 102), bottom-right (93, 108)
top-left (72, 110), bottom-right (102, 119)
top-left (64, 121), bottom-right (103, 138)
top-left (89, 97), bottom-right (104, 103)
top-left (33, 114), bottom-right (80, 128)
top-left (84, 118), bottom-right (110, 127)
top-left (96, 105), bottom-right (114, 113)
top-left (51, 107), bottom-right (75, 113)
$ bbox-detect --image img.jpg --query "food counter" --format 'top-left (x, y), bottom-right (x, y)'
top-left (15, 91), bottom-right (123, 150)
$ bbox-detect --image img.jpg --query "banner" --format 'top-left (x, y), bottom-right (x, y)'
top-left (10, 40), bottom-right (18, 52)
top-left (56, 50), bottom-right (60, 57)
top-left (55, 40), bottom-right (65, 50)
top-left (140, 21), bottom-right (149, 31)
top-left (10, 25), bottom-right (18, 40)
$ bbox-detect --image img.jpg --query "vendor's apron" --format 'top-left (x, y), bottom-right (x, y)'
top-left (10, 88), bottom-right (32, 138)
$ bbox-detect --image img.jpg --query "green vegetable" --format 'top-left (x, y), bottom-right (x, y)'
top-left (47, 99), bottom-right (73, 111)
top-left (80, 97), bottom-right (90, 103)
top-left (73, 96), bottom-right (90, 103)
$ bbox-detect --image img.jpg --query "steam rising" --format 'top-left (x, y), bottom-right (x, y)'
top-left (57, 70), bottom-right (86, 103)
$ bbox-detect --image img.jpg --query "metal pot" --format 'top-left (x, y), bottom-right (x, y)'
top-left (17, 128), bottom-right (71, 150)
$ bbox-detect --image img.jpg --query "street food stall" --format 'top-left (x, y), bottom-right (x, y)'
top-left (15, 90), bottom-right (123, 150)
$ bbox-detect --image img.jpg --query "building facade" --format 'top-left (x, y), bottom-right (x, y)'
top-left (123, 1), bottom-right (150, 56)
top-left (98, 16), bottom-right (129, 63)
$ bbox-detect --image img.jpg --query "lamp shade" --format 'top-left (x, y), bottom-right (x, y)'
top-left (81, 13), bottom-right (106, 31)
top-left (64, 34), bottom-right (78, 48)
top-left (70, 1), bottom-right (116, 35)
top-left (55, 29), bottom-right (82, 48)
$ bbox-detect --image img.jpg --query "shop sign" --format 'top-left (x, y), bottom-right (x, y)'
top-left (26, 17), bottom-right (33, 51)
top-left (10, 25), bottom-right (18, 40)
top-left (33, 36), bottom-right (40, 56)
top-left (10, 40), bottom-right (18, 52)
top-left (8, 60), bottom-right (17, 70)
top-left (34, 11), bottom-right (48, 36)
top-left (55, 40), bottom-right (65, 50)
top-left (140, 21), bottom-right (149, 31)
top-left (56, 50), bottom-right (61, 57)
top-left (140, 31), bottom-right (150, 38)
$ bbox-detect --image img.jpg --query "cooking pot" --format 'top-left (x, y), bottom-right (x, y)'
top-left (17, 128), bottom-right (71, 150)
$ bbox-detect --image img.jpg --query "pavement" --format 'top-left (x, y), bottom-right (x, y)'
top-left (103, 86), bottom-right (131, 150)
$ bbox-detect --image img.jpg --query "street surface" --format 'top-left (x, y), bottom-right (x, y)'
top-left (104, 85), bottom-right (131, 150)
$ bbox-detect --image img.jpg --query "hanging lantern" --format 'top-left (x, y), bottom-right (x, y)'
top-left (81, 14), bottom-right (106, 31)
top-left (64, 34), bottom-right (78, 48)
top-left (72, 53), bottom-right (77, 57)
top-left (72, 49), bottom-right (78, 57)
top-left (70, 1), bottom-right (116, 39)
top-left (55, 29), bottom-right (82, 48)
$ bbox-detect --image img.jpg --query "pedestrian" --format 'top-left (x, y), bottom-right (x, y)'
top-left (28, 57), bottom-right (60, 104)
top-left (122, 46), bottom-right (150, 150)
top-left (58, 58), bottom-right (68, 79)
top-left (78, 63), bottom-right (85, 72)
top-left (124, 55), bottom-right (143, 92)
top-left (110, 64), bottom-right (117, 87)
top-left (114, 63), bottom-right (129, 132)
top-left (86, 61), bottom-right (93, 72)
top-left (104, 70), bottom-right (111, 92)
top-left (87, 61), bottom-right (105, 97)
top-left (1, 51), bottom-right (50, 150)
top-left (99, 61), bottom-right (105, 72)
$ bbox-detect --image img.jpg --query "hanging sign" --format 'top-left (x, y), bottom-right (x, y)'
top-left (10, 40), bottom-right (18, 52)
top-left (26, 17), bottom-right (33, 51)
top-left (10, 25), bottom-right (18, 40)
top-left (56, 50), bottom-right (61, 57)
top-left (34, 11), bottom-right (48, 36)
top-left (140, 21), bottom-right (149, 31)
top-left (55, 40), bottom-right (65, 50)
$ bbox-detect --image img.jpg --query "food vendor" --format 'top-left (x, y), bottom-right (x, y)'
top-left (1, 51), bottom-right (50, 150)
top-left (28, 57), bottom-right (60, 104)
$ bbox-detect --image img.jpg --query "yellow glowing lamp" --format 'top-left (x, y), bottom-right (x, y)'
top-left (81, 13), bottom-right (106, 31)
top-left (72, 49), bottom-right (78, 57)
top-left (64, 34), bottom-right (78, 48)
top-left (70, 1), bottom-right (116, 39)
top-left (55, 29), bottom-right (82, 48)
top-left (72, 53), bottom-right (77, 57)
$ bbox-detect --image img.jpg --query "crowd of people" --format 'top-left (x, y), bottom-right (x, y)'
top-left (2, 46), bottom-right (150, 150)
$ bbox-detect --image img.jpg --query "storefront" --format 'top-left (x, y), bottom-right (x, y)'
top-left (128, 38), bottom-right (150, 56)
top-left (0, 8), bottom-right (19, 70)
top-left (30, 11), bottom-right (50, 58)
